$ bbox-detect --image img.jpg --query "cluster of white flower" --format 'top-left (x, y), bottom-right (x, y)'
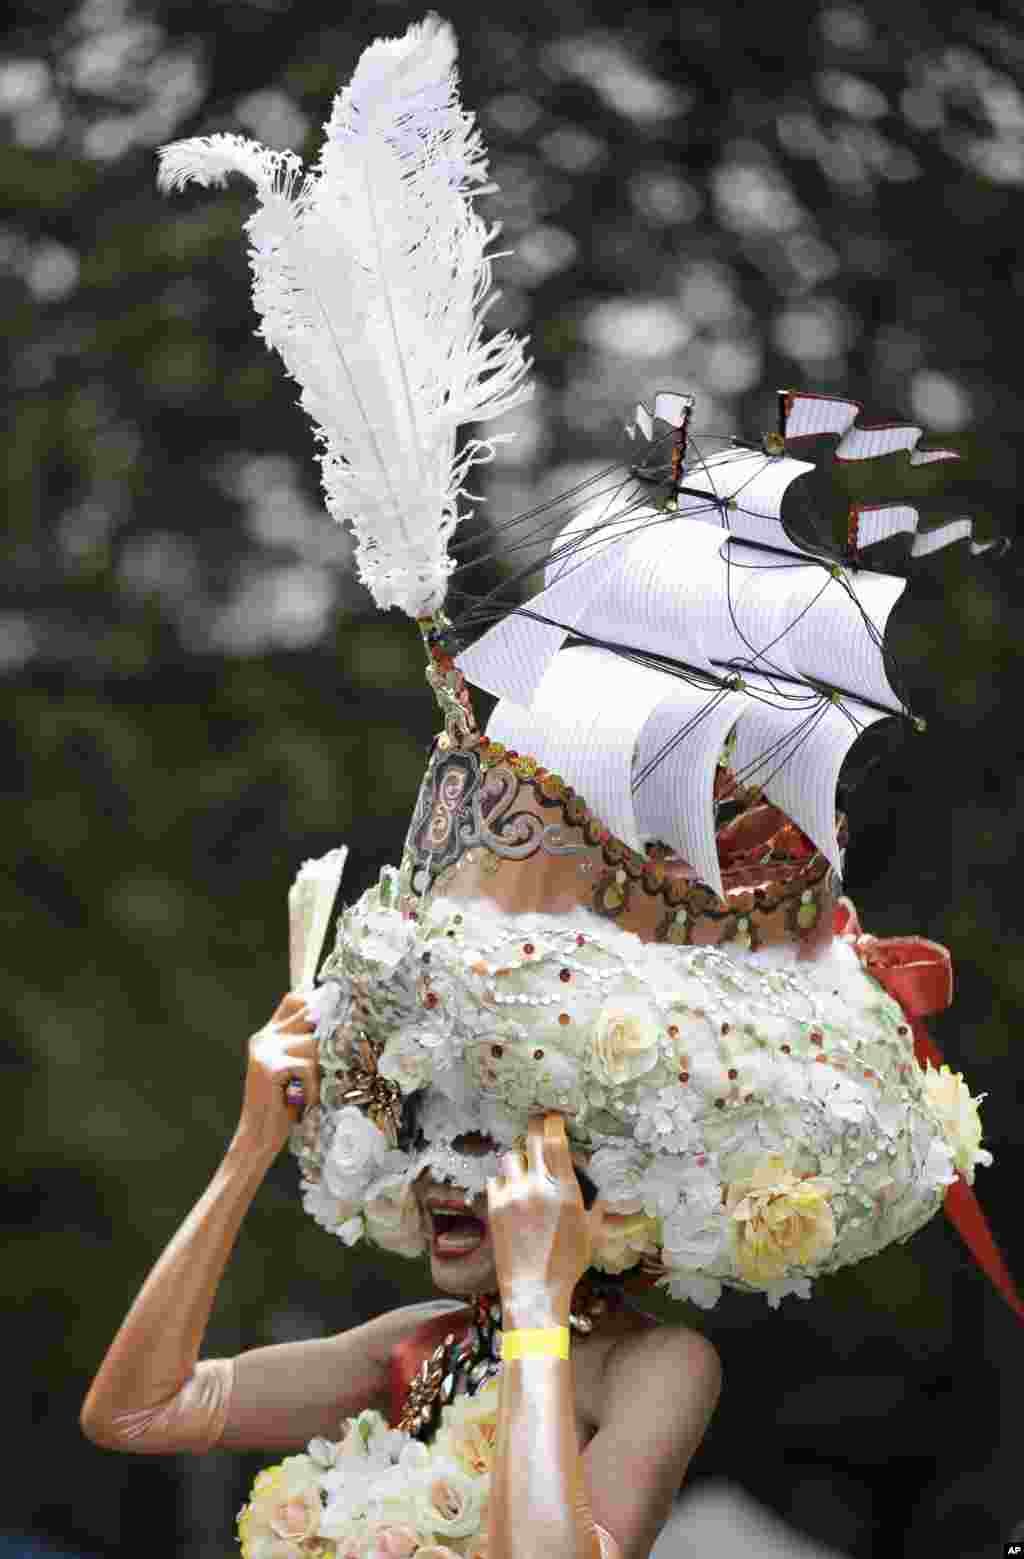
top-left (238, 1386), bottom-right (500, 1559)
top-left (290, 868), bottom-right (992, 1310)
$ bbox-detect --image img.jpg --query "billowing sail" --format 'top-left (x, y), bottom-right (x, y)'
top-left (487, 647), bottom-right (743, 897)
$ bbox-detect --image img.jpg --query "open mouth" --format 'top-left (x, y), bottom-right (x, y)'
top-left (429, 1208), bottom-right (489, 1261)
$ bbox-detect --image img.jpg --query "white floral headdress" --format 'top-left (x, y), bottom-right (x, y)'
top-left (288, 866), bottom-right (990, 1311)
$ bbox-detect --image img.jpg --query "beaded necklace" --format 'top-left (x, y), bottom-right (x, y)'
top-left (397, 1271), bottom-right (624, 1441)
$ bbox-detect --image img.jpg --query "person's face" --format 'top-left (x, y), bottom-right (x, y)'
top-left (413, 1132), bottom-right (500, 1297)
top-left (412, 1131), bottom-right (602, 1298)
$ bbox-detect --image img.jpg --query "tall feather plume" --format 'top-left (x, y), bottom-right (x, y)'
top-left (156, 14), bottom-right (533, 617)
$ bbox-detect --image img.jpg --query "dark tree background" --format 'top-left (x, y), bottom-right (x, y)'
top-left (3, 1), bottom-right (1022, 1556)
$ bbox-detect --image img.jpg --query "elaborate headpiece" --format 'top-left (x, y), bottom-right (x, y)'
top-left (160, 17), bottom-right (1018, 1319)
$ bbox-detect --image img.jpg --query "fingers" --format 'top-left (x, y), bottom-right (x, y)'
top-left (270, 991), bottom-right (308, 1024)
top-left (527, 1112), bottom-right (570, 1182)
top-left (282, 1056), bottom-right (319, 1116)
top-left (280, 1034), bottom-right (317, 1062)
top-left (276, 1005), bottom-right (315, 1037)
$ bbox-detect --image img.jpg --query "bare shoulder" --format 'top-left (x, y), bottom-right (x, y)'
top-left (584, 1313), bottom-right (722, 1558)
top-left (593, 1303), bottom-right (721, 1430)
top-left (362, 1298), bottom-right (471, 1370)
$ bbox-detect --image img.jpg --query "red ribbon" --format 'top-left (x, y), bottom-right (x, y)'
top-left (834, 898), bottom-right (1024, 1322)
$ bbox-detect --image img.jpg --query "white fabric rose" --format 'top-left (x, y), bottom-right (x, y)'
top-left (413, 1456), bottom-right (484, 1540)
top-left (238, 1454), bottom-right (324, 1559)
top-left (661, 1166), bottom-right (729, 1268)
top-left (586, 1142), bottom-right (648, 1212)
top-left (588, 996), bottom-right (662, 1087)
top-left (634, 1154), bottom-right (695, 1218)
top-left (323, 1108), bottom-right (399, 1202)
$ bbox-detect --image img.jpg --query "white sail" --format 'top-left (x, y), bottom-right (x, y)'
top-left (675, 446), bottom-right (817, 554)
top-left (836, 425), bottom-right (958, 465)
top-left (729, 676), bottom-right (889, 877)
top-left (782, 391), bottom-right (862, 441)
top-left (486, 644), bottom-right (890, 891)
top-left (852, 502), bottom-right (997, 558)
top-left (627, 391), bottom-right (694, 442)
top-left (487, 646), bottom-right (743, 899)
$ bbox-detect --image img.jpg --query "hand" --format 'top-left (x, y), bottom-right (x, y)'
top-left (486, 1114), bottom-right (603, 1311)
top-left (235, 992), bottom-right (320, 1160)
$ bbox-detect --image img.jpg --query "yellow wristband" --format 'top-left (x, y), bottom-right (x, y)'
top-left (500, 1326), bottom-right (570, 1360)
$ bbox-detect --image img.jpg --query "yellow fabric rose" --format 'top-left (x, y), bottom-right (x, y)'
top-left (725, 1155), bottom-right (836, 1283)
top-left (237, 1456), bottom-right (324, 1559)
top-left (434, 1378), bottom-right (500, 1480)
top-left (922, 1063), bottom-right (993, 1183)
top-left (591, 1210), bottom-right (662, 1275)
top-left (589, 996), bottom-right (662, 1087)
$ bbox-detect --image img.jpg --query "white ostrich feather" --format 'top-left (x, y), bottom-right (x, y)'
top-left (156, 15), bottom-right (533, 617)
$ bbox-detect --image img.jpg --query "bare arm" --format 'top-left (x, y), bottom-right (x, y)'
top-left (80, 994), bottom-right (340, 1455)
top-left (489, 1284), bottom-right (598, 1559)
top-left (582, 1326), bottom-right (722, 1559)
top-left (485, 1116), bottom-right (607, 1559)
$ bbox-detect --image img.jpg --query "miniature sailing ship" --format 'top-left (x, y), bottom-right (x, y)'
top-left (447, 387), bottom-right (993, 914)
top-left (156, 8), bottom-right (1012, 1321)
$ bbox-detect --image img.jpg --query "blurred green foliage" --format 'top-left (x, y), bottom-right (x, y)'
top-left (2, 0), bottom-right (1021, 1555)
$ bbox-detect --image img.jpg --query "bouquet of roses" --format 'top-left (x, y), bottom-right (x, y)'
top-left (238, 1380), bottom-right (499, 1559)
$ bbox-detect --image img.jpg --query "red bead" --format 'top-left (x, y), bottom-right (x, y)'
top-left (424, 991), bottom-right (438, 1008)
top-left (678, 1071), bottom-right (690, 1083)
top-left (523, 943), bottom-right (535, 955)
top-left (727, 1068), bottom-right (738, 1080)
top-left (559, 968), bottom-right (571, 982)
top-left (576, 934), bottom-right (586, 946)
top-left (810, 1031), bottom-right (823, 1045)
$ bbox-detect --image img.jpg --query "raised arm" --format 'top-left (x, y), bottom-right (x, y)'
top-left (485, 1115), bottom-right (605, 1559)
top-left (80, 994), bottom-right (323, 1454)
